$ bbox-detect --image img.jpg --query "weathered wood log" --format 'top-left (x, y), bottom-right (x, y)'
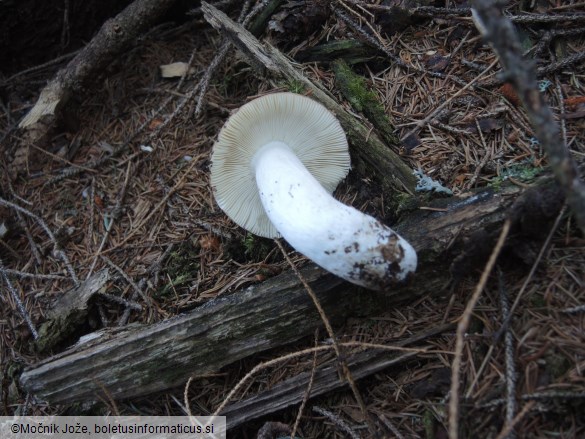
top-left (36, 269), bottom-right (111, 352)
top-left (221, 323), bottom-right (454, 429)
top-left (200, 2), bottom-right (417, 195)
top-left (19, 176), bottom-right (561, 404)
top-left (20, 267), bottom-right (350, 404)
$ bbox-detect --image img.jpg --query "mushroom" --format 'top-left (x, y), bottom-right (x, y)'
top-left (210, 92), bottom-right (416, 290)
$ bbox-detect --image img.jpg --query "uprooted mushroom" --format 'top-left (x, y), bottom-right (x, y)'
top-left (210, 92), bottom-right (416, 290)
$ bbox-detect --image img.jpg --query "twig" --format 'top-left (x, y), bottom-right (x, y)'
top-left (554, 72), bottom-right (567, 148)
top-left (97, 292), bottom-right (142, 312)
top-left (15, 208), bottom-right (42, 266)
top-left (4, 184), bottom-right (38, 261)
top-left (101, 157), bottom-right (199, 252)
top-left (291, 329), bottom-right (319, 438)
top-left (275, 239), bottom-right (375, 435)
top-left (495, 205), bottom-right (566, 341)
top-left (465, 118), bottom-right (492, 190)
top-left (400, 59), bottom-right (499, 142)
top-left (87, 178), bottom-right (95, 250)
top-left (87, 162), bottom-right (132, 278)
top-left (536, 50), bottom-right (585, 76)
top-left (149, 243), bottom-right (174, 287)
top-left (212, 345), bottom-right (334, 417)
top-left (562, 304), bottom-right (585, 314)
top-left (190, 0), bottom-right (266, 117)
top-left (189, 42), bottom-right (231, 119)
top-left (332, 5), bottom-right (468, 87)
top-left (449, 219), bottom-right (511, 439)
top-left (118, 281), bottom-right (144, 326)
top-left (2, 49), bottom-right (80, 85)
top-left (378, 414), bottom-right (405, 439)
top-left (257, 422), bottom-right (291, 439)
top-left (494, 402), bottom-right (536, 439)
top-left (208, 335), bottom-right (432, 425)
top-left (509, 14), bottom-right (585, 24)
top-left (0, 258), bottom-right (39, 339)
top-left (479, 390), bottom-right (585, 408)
top-left (100, 256), bottom-right (150, 305)
top-left (471, 0), bottom-right (585, 234)
top-left (0, 269), bottom-right (68, 281)
top-left (497, 269), bottom-right (517, 439)
top-left (0, 197), bottom-right (79, 285)
top-left (313, 406), bottom-right (360, 439)
top-left (184, 376), bottom-right (195, 418)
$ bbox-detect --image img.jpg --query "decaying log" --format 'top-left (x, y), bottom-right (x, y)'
top-left (221, 323), bottom-right (454, 429)
top-left (36, 269), bottom-right (111, 352)
top-left (19, 176), bottom-right (562, 404)
top-left (20, 267), bottom-right (348, 404)
top-left (201, 2), bottom-right (417, 194)
top-left (18, 0), bottom-right (177, 140)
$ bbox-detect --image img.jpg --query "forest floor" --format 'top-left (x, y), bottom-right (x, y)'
top-left (1, 1), bottom-right (584, 438)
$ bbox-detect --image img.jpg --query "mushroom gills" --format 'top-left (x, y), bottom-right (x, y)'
top-left (253, 141), bottom-right (417, 290)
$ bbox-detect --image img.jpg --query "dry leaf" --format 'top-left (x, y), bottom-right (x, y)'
top-left (565, 95), bottom-right (585, 109)
top-left (159, 62), bottom-right (195, 78)
top-left (148, 118), bottom-right (164, 130)
top-left (500, 83), bottom-right (520, 106)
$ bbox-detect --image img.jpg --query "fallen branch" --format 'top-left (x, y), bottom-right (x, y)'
top-left (18, 0), bottom-right (177, 139)
top-left (221, 323), bottom-right (453, 430)
top-left (471, 0), bottom-right (585, 234)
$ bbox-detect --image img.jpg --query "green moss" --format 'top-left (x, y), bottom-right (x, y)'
top-left (333, 59), bottom-right (379, 112)
top-left (333, 59), bottom-right (399, 146)
top-left (285, 79), bottom-right (306, 94)
top-left (247, 0), bottom-right (285, 37)
top-left (423, 409), bottom-right (435, 439)
top-left (243, 233), bottom-right (255, 255)
top-left (243, 232), bottom-right (274, 261)
top-left (393, 192), bottom-right (423, 215)
top-left (468, 315), bottom-right (484, 335)
top-left (156, 240), bottom-right (199, 298)
top-left (489, 162), bottom-right (544, 190)
top-left (529, 292), bottom-right (547, 308)
top-left (545, 350), bottom-right (571, 380)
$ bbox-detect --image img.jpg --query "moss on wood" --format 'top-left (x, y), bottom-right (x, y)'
top-left (333, 59), bottom-right (400, 147)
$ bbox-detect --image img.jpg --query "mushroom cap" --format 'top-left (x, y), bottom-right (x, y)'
top-left (210, 92), bottom-right (350, 238)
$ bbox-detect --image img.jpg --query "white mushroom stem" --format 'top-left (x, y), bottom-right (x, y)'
top-left (252, 141), bottom-right (417, 290)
